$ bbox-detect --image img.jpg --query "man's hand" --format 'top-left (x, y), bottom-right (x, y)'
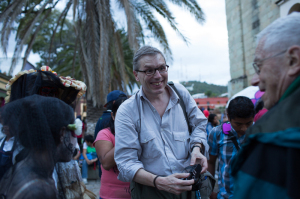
top-left (190, 146), bottom-right (208, 173)
top-left (155, 173), bottom-right (194, 195)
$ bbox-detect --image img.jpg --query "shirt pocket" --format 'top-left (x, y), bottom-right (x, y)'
top-left (171, 131), bottom-right (190, 160)
top-left (140, 131), bottom-right (160, 159)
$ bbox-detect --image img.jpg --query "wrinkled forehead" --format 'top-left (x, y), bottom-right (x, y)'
top-left (254, 37), bottom-right (267, 61)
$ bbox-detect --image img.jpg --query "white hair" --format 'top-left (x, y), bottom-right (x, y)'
top-left (256, 12), bottom-right (300, 52)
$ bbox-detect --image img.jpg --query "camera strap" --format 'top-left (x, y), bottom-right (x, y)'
top-left (228, 132), bottom-right (240, 151)
top-left (168, 82), bottom-right (192, 135)
top-left (135, 82), bottom-right (192, 135)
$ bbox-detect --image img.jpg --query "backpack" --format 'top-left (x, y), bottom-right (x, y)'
top-left (222, 123), bottom-right (240, 151)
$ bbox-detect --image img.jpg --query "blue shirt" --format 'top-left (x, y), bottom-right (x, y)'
top-left (206, 122), bottom-right (213, 137)
top-left (94, 111), bottom-right (111, 139)
top-left (208, 124), bottom-right (245, 199)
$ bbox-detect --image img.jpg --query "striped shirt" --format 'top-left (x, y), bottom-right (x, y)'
top-left (208, 124), bottom-right (245, 199)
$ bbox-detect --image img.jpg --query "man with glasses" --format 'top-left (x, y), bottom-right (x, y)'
top-left (231, 13), bottom-right (300, 199)
top-left (114, 45), bottom-right (209, 198)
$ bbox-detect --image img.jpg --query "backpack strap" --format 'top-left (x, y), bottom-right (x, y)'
top-left (222, 123), bottom-right (240, 151)
top-left (168, 81), bottom-right (192, 135)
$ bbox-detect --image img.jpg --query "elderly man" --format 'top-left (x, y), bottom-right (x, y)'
top-left (231, 13), bottom-right (300, 199)
top-left (114, 46), bottom-right (208, 198)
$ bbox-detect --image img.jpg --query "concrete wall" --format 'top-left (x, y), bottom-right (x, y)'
top-left (225, 0), bottom-right (280, 97)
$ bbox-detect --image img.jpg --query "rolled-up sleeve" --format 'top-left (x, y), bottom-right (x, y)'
top-left (175, 83), bottom-right (209, 157)
top-left (114, 102), bottom-right (144, 182)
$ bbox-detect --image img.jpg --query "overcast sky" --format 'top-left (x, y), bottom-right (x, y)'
top-left (0, 0), bottom-right (230, 86)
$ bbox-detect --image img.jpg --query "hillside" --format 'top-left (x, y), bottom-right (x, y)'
top-left (180, 81), bottom-right (227, 97)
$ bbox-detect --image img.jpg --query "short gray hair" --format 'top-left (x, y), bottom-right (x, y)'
top-left (256, 12), bottom-right (300, 53)
top-left (132, 45), bottom-right (166, 71)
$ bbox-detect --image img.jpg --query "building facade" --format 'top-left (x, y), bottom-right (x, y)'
top-left (225, 0), bottom-right (300, 97)
top-left (195, 97), bottom-right (228, 109)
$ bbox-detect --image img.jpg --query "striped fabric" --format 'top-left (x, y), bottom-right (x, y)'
top-left (208, 124), bottom-right (245, 199)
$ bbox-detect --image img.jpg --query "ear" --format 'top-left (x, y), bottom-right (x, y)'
top-left (133, 70), bottom-right (140, 82)
top-left (287, 46), bottom-right (300, 77)
top-left (111, 112), bottom-right (115, 121)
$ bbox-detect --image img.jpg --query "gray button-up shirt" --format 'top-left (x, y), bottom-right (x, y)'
top-left (114, 83), bottom-right (208, 182)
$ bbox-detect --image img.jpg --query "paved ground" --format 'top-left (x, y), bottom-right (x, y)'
top-left (85, 179), bottom-right (101, 198)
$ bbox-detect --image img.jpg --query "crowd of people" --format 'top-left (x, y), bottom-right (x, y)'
top-left (0, 12), bottom-right (300, 199)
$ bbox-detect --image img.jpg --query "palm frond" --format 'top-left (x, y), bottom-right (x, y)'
top-left (22, 9), bottom-right (52, 70)
top-left (144, 0), bottom-right (189, 44)
top-left (118, 0), bottom-right (140, 52)
top-left (73, 0), bottom-right (78, 20)
top-left (72, 35), bottom-right (79, 78)
top-left (9, 0), bottom-right (52, 75)
top-left (0, 0), bottom-right (28, 54)
top-left (1, 15), bottom-right (13, 55)
top-left (134, 3), bottom-right (172, 60)
top-left (113, 29), bottom-right (128, 91)
top-left (0, 0), bottom-right (25, 22)
top-left (168, 0), bottom-right (205, 23)
top-left (48, 0), bottom-right (72, 65)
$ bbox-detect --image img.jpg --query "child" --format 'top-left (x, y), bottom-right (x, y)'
top-left (208, 96), bottom-right (255, 199)
top-left (81, 134), bottom-right (98, 184)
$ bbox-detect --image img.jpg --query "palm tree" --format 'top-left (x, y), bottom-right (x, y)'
top-left (0, 0), bottom-right (205, 134)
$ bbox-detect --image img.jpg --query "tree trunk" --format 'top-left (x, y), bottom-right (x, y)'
top-left (85, 100), bottom-right (105, 136)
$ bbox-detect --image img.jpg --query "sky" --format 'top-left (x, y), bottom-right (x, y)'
top-left (0, 0), bottom-right (231, 86)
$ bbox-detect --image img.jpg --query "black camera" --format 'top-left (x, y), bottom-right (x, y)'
top-left (183, 164), bottom-right (202, 191)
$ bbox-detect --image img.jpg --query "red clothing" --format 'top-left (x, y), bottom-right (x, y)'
top-left (93, 128), bottom-right (131, 199)
top-left (254, 108), bottom-right (268, 122)
top-left (203, 109), bottom-right (209, 118)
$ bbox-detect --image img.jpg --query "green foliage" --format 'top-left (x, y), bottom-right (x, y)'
top-left (110, 28), bottom-right (138, 92)
top-left (181, 81), bottom-right (227, 96)
top-left (205, 90), bottom-right (212, 97)
top-left (1, 0), bottom-right (206, 107)
top-left (28, 10), bottom-right (82, 80)
top-left (0, 0), bottom-right (11, 12)
top-left (28, 10), bottom-right (136, 90)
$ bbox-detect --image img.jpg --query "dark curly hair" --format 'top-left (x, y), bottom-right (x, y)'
top-left (84, 134), bottom-right (95, 144)
top-left (208, 114), bottom-right (217, 124)
top-left (227, 96), bottom-right (255, 120)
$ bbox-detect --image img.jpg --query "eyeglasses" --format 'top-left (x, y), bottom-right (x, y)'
top-left (135, 65), bottom-right (169, 76)
top-left (252, 49), bottom-right (287, 74)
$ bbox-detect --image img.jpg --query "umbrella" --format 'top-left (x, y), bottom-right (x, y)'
top-left (226, 86), bottom-right (264, 108)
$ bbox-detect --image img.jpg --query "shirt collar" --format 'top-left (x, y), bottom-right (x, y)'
top-left (138, 84), bottom-right (179, 104)
top-left (279, 75), bottom-right (300, 103)
top-left (2, 136), bottom-right (14, 143)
